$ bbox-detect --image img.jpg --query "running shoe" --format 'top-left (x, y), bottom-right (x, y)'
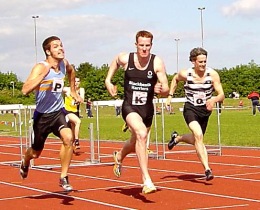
top-left (113, 151), bottom-right (122, 178)
top-left (142, 180), bottom-right (157, 194)
top-left (168, 131), bottom-right (178, 150)
top-left (74, 139), bottom-right (80, 150)
top-left (59, 176), bottom-right (73, 191)
top-left (121, 123), bottom-right (129, 132)
top-left (20, 159), bottom-right (29, 179)
top-left (147, 148), bottom-right (154, 155)
top-left (205, 169), bottom-right (214, 181)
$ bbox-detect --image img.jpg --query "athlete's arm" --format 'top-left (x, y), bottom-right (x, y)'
top-left (105, 52), bottom-right (128, 97)
top-left (64, 59), bottom-right (75, 92)
top-left (22, 63), bottom-right (50, 95)
top-left (206, 70), bottom-right (225, 111)
top-left (63, 86), bottom-right (70, 97)
top-left (166, 69), bottom-right (187, 106)
top-left (64, 60), bottom-right (83, 103)
top-left (154, 56), bottom-right (169, 97)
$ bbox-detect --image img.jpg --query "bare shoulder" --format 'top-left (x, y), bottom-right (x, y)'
top-left (154, 55), bottom-right (164, 65)
top-left (117, 52), bottom-right (129, 65)
top-left (63, 59), bottom-right (69, 66)
top-left (32, 63), bottom-right (49, 75)
top-left (153, 55), bottom-right (165, 72)
top-left (177, 69), bottom-right (188, 80)
top-left (24, 62), bottom-right (49, 82)
top-left (209, 68), bottom-right (220, 79)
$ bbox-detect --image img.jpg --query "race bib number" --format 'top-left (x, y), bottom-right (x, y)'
top-left (193, 92), bottom-right (206, 106)
top-left (132, 91), bottom-right (147, 105)
top-left (52, 78), bottom-right (64, 92)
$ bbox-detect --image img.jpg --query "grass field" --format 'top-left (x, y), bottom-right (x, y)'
top-left (0, 98), bottom-right (259, 147)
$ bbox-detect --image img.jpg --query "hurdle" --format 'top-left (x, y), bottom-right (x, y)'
top-left (93, 99), bottom-right (166, 162)
top-left (93, 100), bottom-right (121, 162)
top-left (0, 104), bottom-right (27, 166)
top-left (29, 121), bottom-right (104, 170)
top-left (148, 97), bottom-right (166, 160)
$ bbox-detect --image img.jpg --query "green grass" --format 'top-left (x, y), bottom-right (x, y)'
top-left (0, 98), bottom-right (259, 147)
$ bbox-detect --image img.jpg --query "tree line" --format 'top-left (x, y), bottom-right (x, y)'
top-left (0, 60), bottom-right (259, 105)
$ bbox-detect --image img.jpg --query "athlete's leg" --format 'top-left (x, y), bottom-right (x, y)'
top-left (67, 113), bottom-right (81, 139)
top-left (116, 134), bottom-right (136, 163)
top-left (59, 127), bottom-right (74, 178)
top-left (23, 148), bottom-right (42, 165)
top-left (126, 112), bottom-right (151, 183)
top-left (188, 121), bottom-right (210, 170)
top-left (146, 129), bottom-right (151, 149)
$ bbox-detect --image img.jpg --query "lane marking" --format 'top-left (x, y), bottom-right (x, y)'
top-left (0, 181), bottom-right (136, 210)
top-left (188, 203), bottom-right (249, 209)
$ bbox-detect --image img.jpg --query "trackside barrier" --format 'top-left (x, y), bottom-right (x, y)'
top-left (0, 104), bottom-right (107, 170)
top-left (30, 122), bottom-right (101, 170)
top-left (93, 98), bottom-right (222, 162)
top-left (0, 103), bottom-right (100, 170)
top-left (0, 101), bottom-right (221, 170)
top-left (92, 98), bottom-right (181, 161)
top-left (0, 104), bottom-right (27, 166)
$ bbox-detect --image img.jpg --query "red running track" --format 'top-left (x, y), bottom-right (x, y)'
top-left (0, 136), bottom-right (259, 210)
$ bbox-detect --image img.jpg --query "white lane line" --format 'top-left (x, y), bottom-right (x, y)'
top-left (123, 165), bottom-right (260, 183)
top-left (164, 158), bottom-right (260, 169)
top-left (30, 167), bottom-right (260, 204)
top-left (158, 185), bottom-right (260, 203)
top-left (188, 203), bottom-right (249, 209)
top-left (0, 181), bottom-right (137, 210)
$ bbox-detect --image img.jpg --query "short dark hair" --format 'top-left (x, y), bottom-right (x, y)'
top-left (42, 36), bottom-right (60, 56)
top-left (136, 30), bottom-right (153, 43)
top-left (189, 47), bottom-right (207, 62)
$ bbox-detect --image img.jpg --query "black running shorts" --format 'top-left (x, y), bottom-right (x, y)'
top-left (122, 101), bottom-right (154, 128)
top-left (32, 110), bottom-right (70, 151)
top-left (183, 102), bottom-right (212, 134)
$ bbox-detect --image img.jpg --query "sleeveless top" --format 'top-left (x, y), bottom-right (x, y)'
top-left (184, 67), bottom-right (214, 106)
top-left (64, 89), bottom-right (80, 112)
top-left (123, 53), bottom-right (158, 107)
top-left (35, 61), bottom-right (66, 113)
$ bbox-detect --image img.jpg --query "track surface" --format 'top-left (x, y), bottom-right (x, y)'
top-left (0, 136), bottom-right (259, 210)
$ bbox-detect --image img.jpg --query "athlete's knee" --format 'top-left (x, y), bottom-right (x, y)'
top-left (63, 136), bottom-right (74, 147)
top-left (27, 148), bottom-right (42, 159)
top-left (75, 118), bottom-right (81, 126)
top-left (193, 132), bottom-right (203, 142)
top-left (135, 129), bottom-right (148, 142)
top-left (33, 151), bottom-right (41, 158)
top-left (61, 130), bottom-right (74, 146)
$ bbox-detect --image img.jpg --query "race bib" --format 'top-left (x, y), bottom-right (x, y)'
top-left (193, 92), bottom-right (206, 106)
top-left (52, 78), bottom-right (64, 92)
top-left (132, 91), bottom-right (147, 105)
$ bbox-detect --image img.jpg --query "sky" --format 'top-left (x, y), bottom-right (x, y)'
top-left (0, 0), bottom-right (260, 81)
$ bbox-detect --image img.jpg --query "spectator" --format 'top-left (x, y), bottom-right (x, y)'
top-left (86, 98), bottom-right (93, 118)
top-left (114, 98), bottom-right (122, 117)
top-left (247, 91), bottom-right (260, 116)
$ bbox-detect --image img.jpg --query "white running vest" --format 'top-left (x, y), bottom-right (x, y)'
top-left (184, 67), bottom-right (214, 106)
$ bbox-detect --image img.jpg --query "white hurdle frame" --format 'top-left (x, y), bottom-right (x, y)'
top-left (0, 104), bottom-right (104, 169)
top-left (0, 104), bottom-right (27, 166)
top-left (93, 98), bottom-right (222, 160)
top-left (93, 99), bottom-right (167, 161)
